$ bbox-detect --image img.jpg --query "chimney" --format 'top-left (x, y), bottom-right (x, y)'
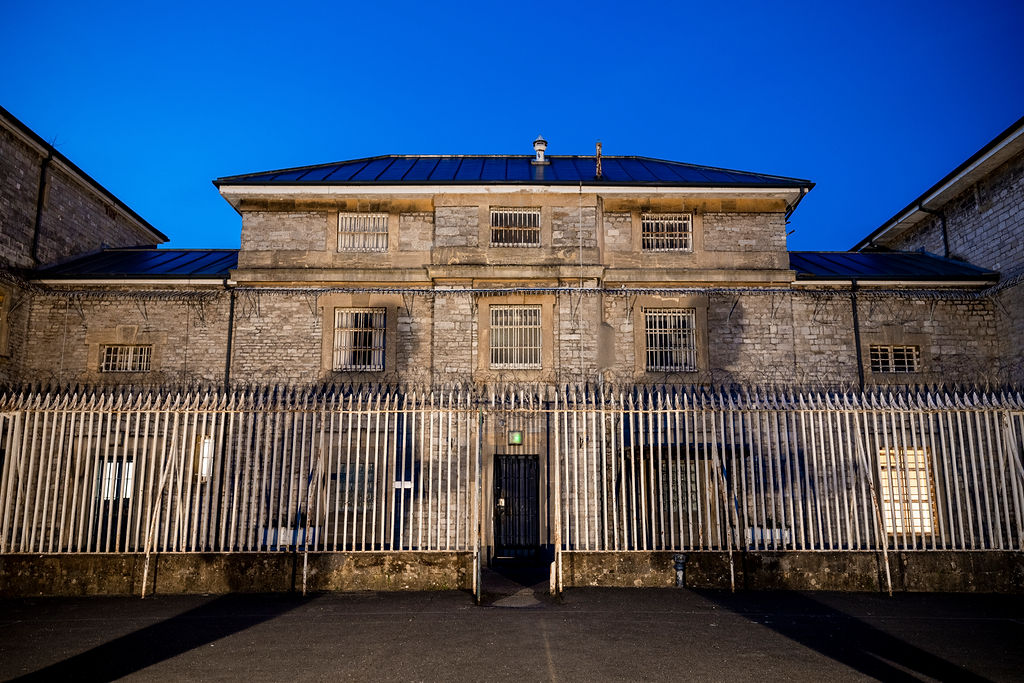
top-left (595, 141), bottom-right (602, 179)
top-left (532, 135), bottom-right (548, 165)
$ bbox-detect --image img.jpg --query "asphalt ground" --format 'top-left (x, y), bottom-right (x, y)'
top-left (1, 581), bottom-right (1022, 682)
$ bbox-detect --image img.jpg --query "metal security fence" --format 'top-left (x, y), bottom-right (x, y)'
top-left (1, 386), bottom-right (1023, 559)
top-left (0, 388), bottom-right (480, 555)
top-left (552, 388), bottom-right (1024, 553)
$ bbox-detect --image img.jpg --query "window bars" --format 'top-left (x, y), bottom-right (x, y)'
top-left (333, 308), bottom-right (386, 371)
top-left (642, 213), bottom-right (692, 251)
top-left (100, 345), bottom-right (152, 373)
top-left (870, 345), bottom-right (920, 373)
top-left (490, 305), bottom-right (542, 369)
top-left (490, 208), bottom-right (541, 247)
top-left (644, 309), bottom-right (696, 372)
top-left (338, 213), bottom-right (388, 252)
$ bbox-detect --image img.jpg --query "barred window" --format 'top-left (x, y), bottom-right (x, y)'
top-left (100, 345), bottom-right (152, 373)
top-left (644, 309), bottom-right (696, 372)
top-left (333, 308), bottom-right (386, 371)
top-left (338, 212), bottom-right (388, 252)
top-left (870, 345), bottom-right (920, 373)
top-left (490, 305), bottom-right (542, 369)
top-left (642, 213), bottom-right (692, 251)
top-left (878, 448), bottom-right (934, 535)
top-left (490, 208), bottom-right (541, 247)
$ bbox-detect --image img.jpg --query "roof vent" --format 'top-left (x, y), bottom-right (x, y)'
top-left (532, 135), bottom-right (549, 165)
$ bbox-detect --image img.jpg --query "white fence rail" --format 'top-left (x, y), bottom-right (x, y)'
top-left (553, 388), bottom-right (1024, 552)
top-left (1, 386), bottom-right (1022, 555)
top-left (0, 389), bottom-right (479, 554)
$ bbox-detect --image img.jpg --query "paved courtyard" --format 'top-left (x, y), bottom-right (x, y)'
top-left (1, 582), bottom-right (1022, 681)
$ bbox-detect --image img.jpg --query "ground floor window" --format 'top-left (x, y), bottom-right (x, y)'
top-left (333, 308), bottom-right (386, 371)
top-left (878, 447), bottom-right (934, 535)
top-left (870, 344), bottom-right (920, 373)
top-left (489, 305), bottom-right (542, 369)
top-left (100, 345), bottom-right (152, 373)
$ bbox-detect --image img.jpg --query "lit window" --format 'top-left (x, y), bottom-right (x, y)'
top-left (878, 448), bottom-right (934, 535)
top-left (490, 208), bottom-right (540, 247)
top-left (642, 213), bottom-right (692, 251)
top-left (644, 309), bottom-right (696, 372)
top-left (870, 345), bottom-right (920, 373)
top-left (338, 212), bottom-right (388, 252)
top-left (333, 308), bottom-right (386, 371)
top-left (195, 435), bottom-right (215, 482)
top-left (490, 305), bottom-right (542, 369)
top-left (100, 459), bottom-right (134, 500)
top-left (100, 345), bottom-right (152, 373)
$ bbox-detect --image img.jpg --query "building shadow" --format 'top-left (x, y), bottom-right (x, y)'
top-left (10, 593), bottom-right (315, 682)
top-left (694, 590), bottom-right (992, 682)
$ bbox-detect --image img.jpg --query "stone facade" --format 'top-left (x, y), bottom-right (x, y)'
top-left (864, 132), bottom-right (1023, 385)
top-left (0, 107), bottom-right (165, 386)
top-left (886, 150), bottom-right (1024, 276)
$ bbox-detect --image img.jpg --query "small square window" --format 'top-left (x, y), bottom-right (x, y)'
top-left (100, 345), bottom-right (152, 373)
top-left (333, 308), bottom-right (386, 371)
top-left (490, 305), bottom-right (542, 369)
top-left (490, 208), bottom-right (541, 247)
top-left (870, 345), bottom-right (920, 373)
top-left (338, 213), bottom-right (388, 252)
top-left (644, 309), bottom-right (696, 372)
top-left (642, 213), bottom-right (692, 251)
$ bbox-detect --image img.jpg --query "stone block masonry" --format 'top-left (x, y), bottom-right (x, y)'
top-left (434, 206), bottom-right (479, 248)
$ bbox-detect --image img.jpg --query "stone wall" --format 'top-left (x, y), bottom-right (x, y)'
top-left (704, 212), bottom-right (787, 253)
top-left (434, 206), bottom-right (478, 248)
top-left (0, 122), bottom-right (161, 270)
top-left (15, 290), bottom-right (231, 386)
top-left (240, 211), bottom-right (326, 253)
top-left (0, 126), bottom-right (41, 269)
top-left (885, 150), bottom-right (1024, 276)
top-left (5, 285), bottom-right (1005, 390)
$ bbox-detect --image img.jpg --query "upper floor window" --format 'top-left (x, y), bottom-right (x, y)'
top-left (642, 213), bottom-right (692, 252)
top-left (490, 208), bottom-right (541, 247)
top-left (338, 212), bottom-right (388, 252)
top-left (643, 309), bottom-right (696, 372)
top-left (490, 305), bottom-right (542, 369)
top-left (870, 345), bottom-right (920, 373)
top-left (100, 345), bottom-right (152, 373)
top-left (333, 308), bottom-right (386, 371)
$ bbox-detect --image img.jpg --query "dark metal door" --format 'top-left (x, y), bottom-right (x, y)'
top-left (493, 454), bottom-right (539, 561)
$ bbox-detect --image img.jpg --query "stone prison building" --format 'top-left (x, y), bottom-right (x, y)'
top-left (1, 106), bottom-right (1023, 595)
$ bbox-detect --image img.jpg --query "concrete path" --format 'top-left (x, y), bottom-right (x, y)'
top-left (1, 587), bottom-right (1021, 681)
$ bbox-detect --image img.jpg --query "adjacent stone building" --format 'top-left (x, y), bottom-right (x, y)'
top-left (0, 105), bottom-right (167, 385)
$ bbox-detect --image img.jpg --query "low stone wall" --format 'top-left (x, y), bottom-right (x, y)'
top-left (0, 552), bottom-right (473, 597)
top-left (561, 551), bottom-right (1024, 593)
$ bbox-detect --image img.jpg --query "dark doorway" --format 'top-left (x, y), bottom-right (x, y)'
top-left (493, 454), bottom-right (540, 563)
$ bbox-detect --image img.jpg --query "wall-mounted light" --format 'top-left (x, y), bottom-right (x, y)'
top-left (508, 430), bottom-right (523, 446)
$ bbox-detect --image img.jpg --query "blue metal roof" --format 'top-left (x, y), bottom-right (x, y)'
top-left (35, 249), bottom-right (238, 279)
top-left (790, 251), bottom-right (997, 281)
top-left (215, 155), bottom-right (813, 188)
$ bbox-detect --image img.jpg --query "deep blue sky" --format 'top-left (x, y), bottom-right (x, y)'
top-left (3, 1), bottom-right (1023, 251)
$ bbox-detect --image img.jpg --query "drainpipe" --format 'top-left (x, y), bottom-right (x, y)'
top-left (31, 151), bottom-right (53, 266)
top-left (224, 285), bottom-right (235, 390)
top-left (850, 280), bottom-right (864, 391)
top-left (919, 206), bottom-right (949, 258)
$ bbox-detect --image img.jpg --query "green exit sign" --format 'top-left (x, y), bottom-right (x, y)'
top-left (508, 430), bottom-right (523, 446)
